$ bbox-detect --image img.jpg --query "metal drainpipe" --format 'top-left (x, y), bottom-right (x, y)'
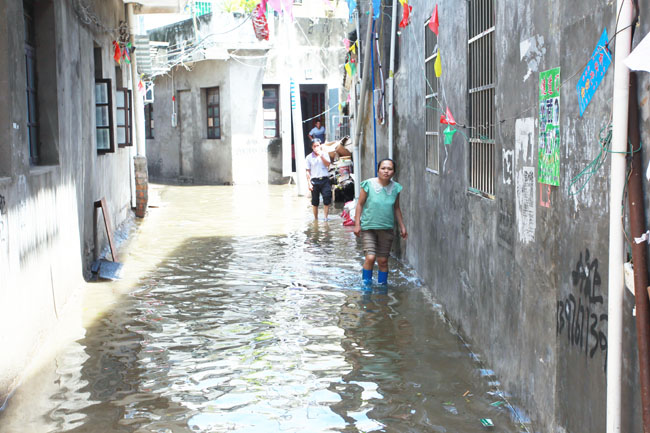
top-left (127, 3), bottom-right (145, 157)
top-left (607, 1), bottom-right (634, 432)
top-left (386, 0), bottom-right (398, 160)
top-left (353, 7), bottom-right (374, 198)
top-left (627, 71), bottom-right (650, 433)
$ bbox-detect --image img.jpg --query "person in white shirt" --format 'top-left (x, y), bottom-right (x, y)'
top-left (305, 139), bottom-right (332, 220)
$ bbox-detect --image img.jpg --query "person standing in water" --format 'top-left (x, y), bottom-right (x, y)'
top-left (305, 139), bottom-right (332, 220)
top-left (353, 159), bottom-right (408, 285)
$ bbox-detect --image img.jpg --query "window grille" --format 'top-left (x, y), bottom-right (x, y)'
top-left (206, 87), bottom-right (221, 139)
top-left (262, 85), bottom-right (279, 139)
top-left (24, 0), bottom-right (39, 164)
top-left (468, 0), bottom-right (495, 196)
top-left (95, 79), bottom-right (114, 153)
top-left (194, 1), bottom-right (212, 16)
top-left (424, 18), bottom-right (439, 173)
top-left (332, 115), bottom-right (350, 140)
top-left (144, 104), bottom-right (154, 139)
top-left (116, 88), bottom-right (132, 147)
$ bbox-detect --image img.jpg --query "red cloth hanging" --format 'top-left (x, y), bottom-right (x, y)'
top-left (399, 2), bottom-right (412, 29)
top-left (252, 4), bottom-right (270, 41)
top-left (113, 41), bottom-right (121, 64)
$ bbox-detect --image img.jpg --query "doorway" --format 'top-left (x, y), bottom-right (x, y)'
top-left (299, 84), bottom-right (326, 157)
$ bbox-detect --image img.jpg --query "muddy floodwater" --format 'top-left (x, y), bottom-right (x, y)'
top-left (0, 185), bottom-right (529, 433)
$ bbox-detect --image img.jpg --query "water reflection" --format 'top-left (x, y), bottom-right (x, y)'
top-left (0, 185), bottom-right (528, 433)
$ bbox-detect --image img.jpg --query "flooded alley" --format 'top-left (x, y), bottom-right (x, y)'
top-left (0, 185), bottom-right (528, 433)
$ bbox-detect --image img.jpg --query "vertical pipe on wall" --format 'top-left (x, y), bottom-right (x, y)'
top-left (386, 0), bottom-right (398, 160)
top-left (353, 7), bottom-right (374, 198)
top-left (127, 4), bottom-right (145, 157)
top-left (607, 1), bottom-right (634, 432)
top-left (627, 72), bottom-right (650, 433)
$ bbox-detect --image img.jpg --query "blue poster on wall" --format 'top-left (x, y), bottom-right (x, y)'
top-left (577, 29), bottom-right (612, 116)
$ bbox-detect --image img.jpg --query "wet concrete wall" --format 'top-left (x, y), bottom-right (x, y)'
top-left (146, 13), bottom-right (348, 185)
top-left (0, 0), bottom-right (134, 405)
top-left (353, 0), bottom-right (650, 431)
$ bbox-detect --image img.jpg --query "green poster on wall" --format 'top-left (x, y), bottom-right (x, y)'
top-left (538, 67), bottom-right (561, 186)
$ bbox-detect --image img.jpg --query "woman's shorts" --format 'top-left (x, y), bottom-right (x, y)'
top-left (361, 229), bottom-right (395, 258)
top-left (310, 177), bottom-right (332, 206)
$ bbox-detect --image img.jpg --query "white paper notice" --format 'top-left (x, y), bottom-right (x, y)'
top-left (625, 32), bottom-right (650, 72)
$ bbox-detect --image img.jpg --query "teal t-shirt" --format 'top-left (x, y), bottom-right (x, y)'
top-left (360, 178), bottom-right (403, 230)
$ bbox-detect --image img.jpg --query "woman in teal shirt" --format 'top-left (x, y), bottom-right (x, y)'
top-left (353, 159), bottom-right (408, 284)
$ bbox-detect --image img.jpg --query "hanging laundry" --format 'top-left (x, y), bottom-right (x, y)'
top-left (346, 0), bottom-right (356, 21)
top-left (445, 107), bottom-right (456, 125)
top-left (443, 126), bottom-right (457, 144)
top-left (267, 0), bottom-right (293, 19)
top-left (138, 74), bottom-right (145, 93)
top-left (428, 4), bottom-right (439, 35)
top-left (122, 42), bottom-right (131, 64)
top-left (113, 41), bottom-right (121, 64)
top-left (372, 0), bottom-right (380, 19)
top-left (440, 107), bottom-right (456, 125)
top-left (399, 0), bottom-right (412, 29)
top-left (252, 4), bottom-right (270, 41)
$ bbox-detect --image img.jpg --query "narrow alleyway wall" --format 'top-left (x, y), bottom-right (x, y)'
top-left (0, 0), bottom-right (134, 405)
top-left (354, 0), bottom-right (650, 431)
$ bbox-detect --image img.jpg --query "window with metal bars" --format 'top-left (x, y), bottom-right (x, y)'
top-left (116, 88), bottom-right (132, 147)
top-left (468, 0), bottom-right (495, 197)
top-left (206, 87), bottom-right (221, 139)
top-left (145, 104), bottom-right (154, 139)
top-left (24, 0), bottom-right (39, 164)
top-left (95, 78), bottom-right (114, 153)
top-left (424, 18), bottom-right (439, 174)
top-left (262, 85), bottom-right (279, 139)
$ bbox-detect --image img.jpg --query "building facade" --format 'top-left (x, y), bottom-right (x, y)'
top-left (352, 0), bottom-right (650, 431)
top-left (145, 4), bottom-right (350, 185)
top-left (0, 0), bottom-right (151, 405)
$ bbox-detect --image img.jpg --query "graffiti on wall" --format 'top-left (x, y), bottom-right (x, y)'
top-left (516, 167), bottom-right (536, 243)
top-left (497, 197), bottom-right (514, 250)
top-left (557, 248), bottom-right (608, 372)
top-left (515, 118), bottom-right (534, 165)
top-left (538, 67), bottom-right (561, 186)
top-left (520, 35), bottom-right (545, 82)
top-left (502, 149), bottom-right (514, 185)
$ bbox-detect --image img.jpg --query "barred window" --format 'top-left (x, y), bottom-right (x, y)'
top-left (116, 88), bottom-right (132, 147)
top-left (24, 0), bottom-right (39, 164)
top-left (424, 18), bottom-right (439, 174)
top-left (262, 85), bottom-right (279, 139)
top-left (144, 103), bottom-right (154, 139)
top-left (206, 87), bottom-right (221, 139)
top-left (468, 0), bottom-right (495, 197)
top-left (95, 78), bottom-right (114, 153)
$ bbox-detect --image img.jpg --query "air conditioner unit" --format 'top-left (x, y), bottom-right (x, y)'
top-left (144, 81), bottom-right (154, 103)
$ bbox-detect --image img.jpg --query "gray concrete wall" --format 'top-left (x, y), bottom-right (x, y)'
top-left (0, 0), bottom-right (134, 405)
top-left (146, 13), bottom-right (348, 185)
top-left (354, 0), bottom-right (650, 431)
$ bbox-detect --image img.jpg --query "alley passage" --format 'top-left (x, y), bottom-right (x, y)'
top-left (0, 185), bottom-right (527, 433)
